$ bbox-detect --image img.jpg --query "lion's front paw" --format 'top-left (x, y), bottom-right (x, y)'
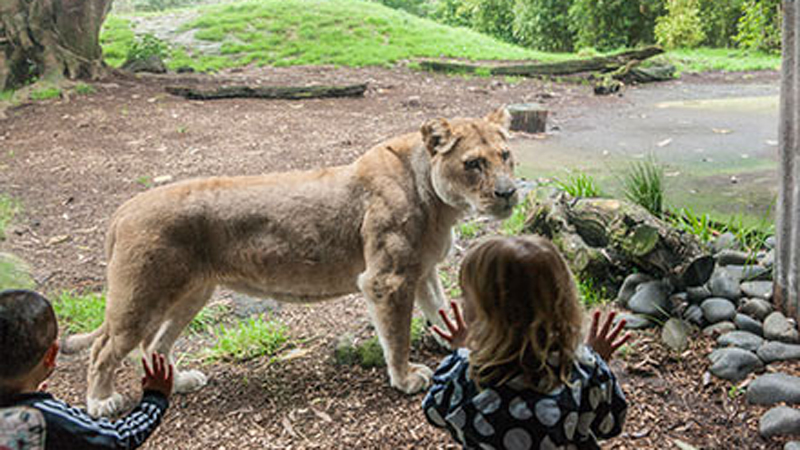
top-left (391, 363), bottom-right (433, 394)
top-left (174, 369), bottom-right (208, 394)
top-left (87, 392), bottom-right (126, 417)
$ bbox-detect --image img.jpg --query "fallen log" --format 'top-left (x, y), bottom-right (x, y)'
top-left (419, 46), bottom-right (664, 78)
top-left (165, 83), bottom-right (368, 100)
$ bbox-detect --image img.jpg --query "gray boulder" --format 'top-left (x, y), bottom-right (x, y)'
top-left (717, 331), bottom-right (764, 352)
top-left (786, 442), bottom-right (800, 450)
top-left (734, 313), bottom-right (764, 336)
top-left (617, 273), bottom-right (653, 309)
top-left (764, 312), bottom-right (800, 344)
top-left (708, 347), bottom-right (763, 381)
top-left (703, 321), bottom-right (737, 336)
top-left (715, 249), bottom-right (751, 266)
top-left (687, 285), bottom-right (712, 303)
top-left (628, 280), bottom-right (671, 318)
top-left (760, 406), bottom-right (800, 438)
top-left (701, 298), bottom-right (736, 324)
top-left (708, 270), bottom-right (741, 301)
top-left (683, 304), bottom-right (705, 327)
top-left (121, 54), bottom-right (167, 74)
top-left (740, 298), bottom-right (774, 321)
top-left (713, 232), bottom-right (739, 253)
top-left (758, 342), bottom-right (800, 363)
top-left (741, 281), bottom-right (774, 300)
top-left (615, 313), bottom-right (655, 330)
top-left (765, 236), bottom-right (776, 249)
top-left (747, 373), bottom-right (800, 405)
top-left (662, 318), bottom-right (691, 352)
top-left (725, 265), bottom-right (770, 282)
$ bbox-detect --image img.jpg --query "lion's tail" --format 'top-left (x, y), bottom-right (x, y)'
top-left (61, 324), bottom-right (106, 354)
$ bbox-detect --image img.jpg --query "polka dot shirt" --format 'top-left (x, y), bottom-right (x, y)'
top-left (423, 346), bottom-right (627, 450)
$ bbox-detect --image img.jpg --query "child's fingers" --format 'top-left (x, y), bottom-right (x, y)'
top-left (438, 309), bottom-right (457, 335)
top-left (451, 301), bottom-right (466, 330)
top-left (142, 356), bottom-right (154, 379)
top-left (599, 310), bottom-right (616, 338)
top-left (611, 332), bottom-right (633, 352)
top-left (158, 354), bottom-right (168, 378)
top-left (588, 310), bottom-right (600, 339)
top-left (166, 362), bottom-right (174, 385)
top-left (431, 325), bottom-right (452, 342)
top-left (606, 318), bottom-right (626, 343)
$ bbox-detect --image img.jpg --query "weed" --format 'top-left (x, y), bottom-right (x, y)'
top-left (621, 156), bottom-right (664, 217)
top-left (29, 87), bottom-right (62, 101)
top-left (439, 269), bottom-right (462, 298)
top-left (52, 291), bottom-right (106, 334)
top-left (0, 90), bottom-right (14, 102)
top-left (136, 176), bottom-right (152, 188)
top-left (204, 317), bottom-right (289, 362)
top-left (555, 172), bottom-right (602, 198)
top-left (74, 83), bottom-right (96, 95)
top-left (188, 303), bottom-right (231, 334)
top-left (0, 253), bottom-right (34, 291)
top-left (457, 220), bottom-right (483, 240)
top-left (501, 199), bottom-right (530, 236)
top-left (723, 211), bottom-right (774, 254)
top-left (0, 195), bottom-right (20, 240)
top-left (670, 207), bottom-right (716, 244)
top-left (127, 33), bottom-right (169, 62)
top-left (576, 276), bottom-right (610, 308)
top-left (177, 126), bottom-right (188, 134)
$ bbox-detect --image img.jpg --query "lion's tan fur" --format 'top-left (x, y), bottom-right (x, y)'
top-left (67, 108), bottom-right (518, 417)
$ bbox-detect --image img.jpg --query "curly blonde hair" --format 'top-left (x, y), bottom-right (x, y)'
top-left (459, 236), bottom-right (583, 393)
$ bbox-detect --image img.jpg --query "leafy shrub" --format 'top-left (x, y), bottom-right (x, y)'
top-left (29, 87), bottom-right (61, 101)
top-left (126, 34), bottom-right (168, 62)
top-left (568, 0), bottom-right (661, 51)
top-left (655, 0), bottom-right (706, 49)
top-left (513, 0), bottom-right (574, 51)
top-left (621, 156), bottom-right (664, 217)
top-left (434, 0), bottom-right (475, 27)
top-left (374, 0), bottom-right (435, 17)
top-left (132, 0), bottom-right (193, 12)
top-left (697, 0), bottom-right (745, 47)
top-left (735, 0), bottom-right (782, 53)
top-left (471, 0), bottom-right (515, 43)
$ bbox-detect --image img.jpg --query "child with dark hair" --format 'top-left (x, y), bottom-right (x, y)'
top-left (0, 289), bottom-right (173, 450)
top-left (423, 236), bottom-right (631, 449)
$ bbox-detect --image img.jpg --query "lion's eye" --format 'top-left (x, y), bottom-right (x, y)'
top-left (464, 158), bottom-right (483, 171)
top-left (501, 151), bottom-right (511, 161)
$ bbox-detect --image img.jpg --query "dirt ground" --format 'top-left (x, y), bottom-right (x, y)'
top-left (0, 65), bottom-right (796, 449)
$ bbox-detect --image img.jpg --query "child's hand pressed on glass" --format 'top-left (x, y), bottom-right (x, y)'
top-left (432, 300), bottom-right (469, 349)
top-left (586, 310), bottom-right (632, 361)
top-left (141, 352), bottom-right (174, 398)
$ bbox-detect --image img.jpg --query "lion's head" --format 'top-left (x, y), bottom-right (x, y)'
top-left (422, 107), bottom-right (518, 219)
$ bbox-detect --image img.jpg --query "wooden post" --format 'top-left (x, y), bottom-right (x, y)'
top-left (774, 0), bottom-right (800, 321)
top-left (508, 103), bottom-right (548, 133)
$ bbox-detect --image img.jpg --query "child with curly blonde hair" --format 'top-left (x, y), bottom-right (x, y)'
top-left (423, 236), bottom-right (631, 449)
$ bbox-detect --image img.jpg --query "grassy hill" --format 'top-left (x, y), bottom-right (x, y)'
top-left (102, 0), bottom-right (575, 71)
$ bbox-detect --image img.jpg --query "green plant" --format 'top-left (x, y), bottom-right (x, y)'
top-left (101, 16), bottom-right (137, 68)
top-left (502, 199), bottom-right (531, 236)
top-left (698, 0), bottom-right (746, 47)
top-left (29, 87), bottom-right (61, 101)
top-left (74, 83), bottom-right (95, 95)
top-left (621, 156), bottom-right (665, 217)
top-left (655, 0), bottom-right (706, 49)
top-left (374, 0), bottom-right (434, 17)
top-left (512, 0), bottom-right (574, 51)
top-left (0, 253), bottom-right (34, 291)
top-left (204, 317), bottom-right (289, 362)
top-left (568, 0), bottom-right (664, 51)
top-left (555, 172), bottom-right (601, 198)
top-left (188, 303), bottom-right (231, 334)
top-left (0, 90), bottom-right (14, 102)
top-left (735, 0), bottom-right (782, 53)
top-left (670, 207), bottom-right (716, 243)
top-left (136, 176), bottom-right (152, 188)
top-left (439, 269), bottom-right (463, 298)
top-left (0, 195), bottom-right (20, 240)
top-left (357, 336), bottom-right (386, 368)
top-left (576, 276), bottom-right (610, 307)
top-left (723, 211), bottom-right (774, 254)
top-left (126, 33), bottom-right (168, 62)
top-left (434, 0), bottom-right (475, 27)
top-left (132, 0), bottom-right (193, 12)
top-left (457, 220), bottom-right (482, 239)
top-left (471, 0), bottom-right (516, 43)
top-left (52, 291), bottom-right (106, 334)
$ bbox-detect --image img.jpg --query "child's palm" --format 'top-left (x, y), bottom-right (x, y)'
top-left (586, 311), bottom-right (632, 361)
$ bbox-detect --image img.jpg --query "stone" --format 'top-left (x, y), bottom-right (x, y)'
top-left (762, 250), bottom-right (775, 269)
top-left (747, 373), bottom-right (800, 405)
top-left (725, 265), bottom-right (771, 282)
top-left (734, 313), bottom-right (764, 336)
top-left (708, 270), bottom-right (741, 301)
top-left (760, 406), bottom-right (800, 438)
top-left (628, 280), bottom-right (671, 318)
top-left (758, 342), bottom-right (800, 363)
top-left (230, 293), bottom-right (281, 318)
top-left (741, 281), bottom-right (774, 300)
top-left (615, 313), bottom-right (655, 330)
top-left (662, 318), bottom-right (691, 352)
top-left (717, 330), bottom-right (764, 352)
top-left (741, 298), bottom-right (774, 321)
top-left (708, 347), bottom-right (764, 381)
top-left (764, 312), bottom-right (800, 344)
top-left (716, 249), bottom-right (751, 266)
top-left (669, 292), bottom-right (689, 315)
top-left (683, 304), bottom-right (705, 326)
top-left (616, 273), bottom-right (653, 309)
top-left (701, 298), bottom-right (737, 323)
top-left (765, 236), bottom-right (776, 249)
top-left (121, 54), bottom-right (167, 74)
top-left (786, 442), bottom-right (800, 450)
top-left (703, 321), bottom-right (737, 336)
top-left (713, 232), bottom-right (739, 253)
top-left (687, 285), bottom-right (712, 303)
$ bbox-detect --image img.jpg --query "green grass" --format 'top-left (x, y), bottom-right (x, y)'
top-left (501, 198), bottom-right (531, 236)
top-left (621, 156), bottom-right (665, 218)
top-left (52, 291), bottom-right (106, 334)
top-left (439, 269), bottom-right (462, 298)
top-left (101, 16), bottom-right (137, 68)
top-left (555, 172), bottom-right (602, 198)
top-left (74, 83), bottom-right (96, 95)
top-left (669, 207), bottom-right (716, 244)
top-left (177, 0), bottom-right (573, 69)
top-left (0, 195), bottom-right (20, 240)
top-left (204, 317), bottom-right (289, 362)
top-left (29, 87), bottom-right (62, 101)
top-left (0, 90), bottom-right (14, 102)
top-left (188, 303), bottom-right (231, 334)
top-left (576, 276), bottom-right (610, 308)
top-left (658, 47), bottom-right (781, 74)
top-left (0, 253), bottom-right (34, 291)
top-left (457, 220), bottom-right (483, 240)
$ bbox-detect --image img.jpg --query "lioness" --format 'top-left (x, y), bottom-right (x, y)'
top-left (63, 108), bottom-right (519, 417)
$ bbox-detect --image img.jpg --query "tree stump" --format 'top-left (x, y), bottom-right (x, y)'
top-left (508, 103), bottom-right (548, 133)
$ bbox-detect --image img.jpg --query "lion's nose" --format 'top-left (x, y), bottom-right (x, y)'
top-left (494, 186), bottom-right (517, 200)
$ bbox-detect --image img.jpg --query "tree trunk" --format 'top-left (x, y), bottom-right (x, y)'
top-left (164, 83), bottom-right (368, 100)
top-left (0, 0), bottom-right (112, 90)
top-left (508, 103), bottom-right (548, 133)
top-left (774, 0), bottom-right (800, 321)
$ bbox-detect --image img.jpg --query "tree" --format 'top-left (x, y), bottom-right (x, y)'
top-left (0, 0), bottom-right (113, 91)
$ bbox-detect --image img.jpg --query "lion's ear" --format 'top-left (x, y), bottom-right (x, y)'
top-left (421, 118), bottom-right (457, 155)
top-left (485, 106), bottom-right (511, 132)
